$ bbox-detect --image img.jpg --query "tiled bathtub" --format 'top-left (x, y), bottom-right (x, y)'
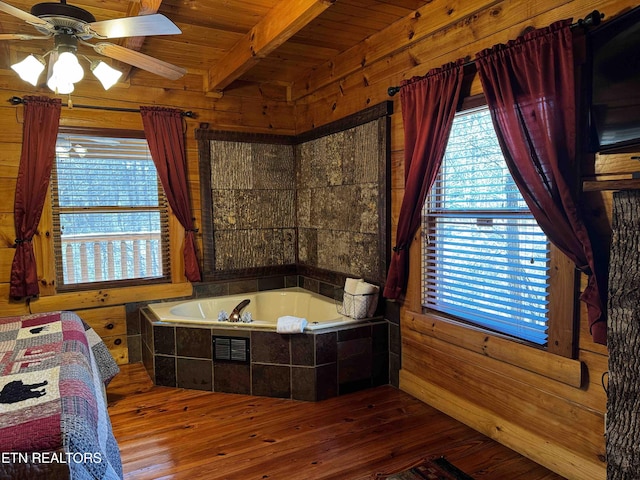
top-left (140, 308), bottom-right (389, 401)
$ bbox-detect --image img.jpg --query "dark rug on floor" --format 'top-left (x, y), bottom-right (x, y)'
top-left (374, 456), bottom-right (474, 480)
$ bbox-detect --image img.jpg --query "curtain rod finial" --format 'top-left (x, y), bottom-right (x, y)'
top-left (573, 10), bottom-right (604, 29)
top-left (388, 86), bottom-right (400, 97)
top-left (587, 10), bottom-right (604, 27)
top-left (8, 96), bottom-right (24, 105)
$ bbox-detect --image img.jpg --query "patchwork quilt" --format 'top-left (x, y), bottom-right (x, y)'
top-left (0, 311), bottom-right (123, 480)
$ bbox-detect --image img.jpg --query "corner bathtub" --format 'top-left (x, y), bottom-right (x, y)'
top-left (147, 287), bottom-right (367, 331)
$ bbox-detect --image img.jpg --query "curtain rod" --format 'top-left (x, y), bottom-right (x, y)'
top-left (7, 96), bottom-right (197, 118)
top-left (387, 10), bottom-right (604, 97)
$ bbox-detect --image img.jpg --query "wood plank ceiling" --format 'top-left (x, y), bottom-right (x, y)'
top-left (0, 0), bottom-right (432, 98)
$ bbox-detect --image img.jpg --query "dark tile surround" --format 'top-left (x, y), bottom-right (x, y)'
top-left (136, 274), bottom-right (401, 401)
top-left (141, 304), bottom-right (389, 401)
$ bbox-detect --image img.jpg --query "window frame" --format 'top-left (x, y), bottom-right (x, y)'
top-left (51, 126), bottom-right (171, 291)
top-left (414, 96), bottom-right (579, 360)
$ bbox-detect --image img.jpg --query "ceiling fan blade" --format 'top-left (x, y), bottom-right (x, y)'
top-left (0, 32), bottom-right (51, 40)
top-left (0, 0), bottom-right (51, 28)
top-left (93, 42), bottom-right (186, 80)
top-left (86, 14), bottom-right (181, 39)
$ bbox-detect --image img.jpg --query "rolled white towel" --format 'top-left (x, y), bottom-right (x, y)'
top-left (276, 315), bottom-right (308, 334)
top-left (344, 277), bottom-right (363, 294)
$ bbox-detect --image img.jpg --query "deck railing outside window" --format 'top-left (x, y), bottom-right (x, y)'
top-left (61, 232), bottom-right (163, 284)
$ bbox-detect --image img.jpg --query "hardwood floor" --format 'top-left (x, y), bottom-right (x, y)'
top-left (107, 363), bottom-right (565, 480)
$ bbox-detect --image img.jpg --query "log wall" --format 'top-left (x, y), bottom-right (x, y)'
top-left (292, 1), bottom-right (639, 479)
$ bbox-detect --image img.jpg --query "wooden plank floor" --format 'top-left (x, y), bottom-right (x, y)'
top-left (107, 363), bottom-right (566, 480)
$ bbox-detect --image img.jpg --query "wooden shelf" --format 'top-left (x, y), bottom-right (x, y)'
top-left (583, 179), bottom-right (640, 191)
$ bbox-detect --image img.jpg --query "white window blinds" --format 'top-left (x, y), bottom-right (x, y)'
top-left (422, 106), bottom-right (550, 345)
top-left (51, 133), bottom-right (170, 288)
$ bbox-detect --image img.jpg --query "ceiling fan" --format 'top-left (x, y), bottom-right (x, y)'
top-left (0, 0), bottom-right (186, 91)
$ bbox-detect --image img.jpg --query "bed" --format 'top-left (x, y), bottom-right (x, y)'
top-left (0, 311), bottom-right (123, 480)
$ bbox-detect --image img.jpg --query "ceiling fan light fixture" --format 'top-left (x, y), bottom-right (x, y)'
top-left (11, 54), bottom-right (45, 86)
top-left (91, 60), bottom-right (122, 90)
top-left (3, 1), bottom-right (185, 90)
top-left (47, 73), bottom-right (74, 95)
top-left (53, 51), bottom-right (84, 83)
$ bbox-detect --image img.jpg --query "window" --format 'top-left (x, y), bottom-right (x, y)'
top-left (51, 130), bottom-right (170, 289)
top-left (422, 106), bottom-right (551, 346)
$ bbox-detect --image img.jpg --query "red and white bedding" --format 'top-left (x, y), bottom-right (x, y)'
top-left (0, 311), bottom-right (122, 479)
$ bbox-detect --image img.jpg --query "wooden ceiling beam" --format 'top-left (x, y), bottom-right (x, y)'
top-left (206, 0), bottom-right (335, 94)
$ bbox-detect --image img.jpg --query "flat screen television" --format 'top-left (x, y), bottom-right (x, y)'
top-left (588, 6), bottom-right (640, 154)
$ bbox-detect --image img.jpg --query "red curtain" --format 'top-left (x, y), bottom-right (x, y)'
top-left (10, 96), bottom-right (61, 298)
top-left (384, 61), bottom-right (465, 300)
top-left (140, 107), bottom-right (201, 282)
top-left (475, 20), bottom-right (606, 344)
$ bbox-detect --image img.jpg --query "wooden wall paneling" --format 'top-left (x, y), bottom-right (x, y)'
top-left (404, 313), bottom-right (584, 387)
top-left (0, 213), bottom-right (14, 247)
top-left (400, 369), bottom-right (605, 480)
top-left (0, 105), bottom-right (24, 144)
top-left (579, 298), bottom-right (610, 356)
top-left (579, 349), bottom-right (609, 405)
top-left (388, 190), bottom-right (403, 269)
top-left (0, 141), bottom-right (21, 178)
top-left (58, 110), bottom-right (144, 131)
top-left (0, 285), bottom-right (28, 316)
top-left (216, 82), bottom-right (292, 103)
top-left (169, 214), bottom-right (186, 284)
top-left (237, 98), bottom-right (297, 133)
top-left (11, 86), bottom-right (296, 137)
top-left (400, 337), bottom-right (605, 461)
top-left (295, 0), bottom-right (636, 134)
top-left (593, 151), bottom-right (640, 177)
top-left (32, 189), bottom-right (56, 297)
top-left (127, 70), bottom-right (204, 94)
top-left (102, 334), bottom-right (128, 365)
top-left (75, 305), bottom-right (127, 338)
top-left (389, 108), bottom-right (405, 150)
top-left (291, 0), bottom-right (502, 99)
top-left (0, 248), bottom-right (15, 277)
top-left (77, 305), bottom-right (128, 365)
top-left (28, 282), bottom-right (192, 313)
top-left (0, 178), bottom-right (16, 208)
top-left (186, 178), bottom-right (201, 216)
top-left (390, 150), bottom-right (404, 191)
top-left (582, 191), bottom-right (613, 238)
top-left (404, 228), bottom-right (422, 312)
top-left (75, 305), bottom-right (129, 364)
top-left (400, 333), bottom-right (605, 450)
top-left (546, 244), bottom-right (580, 357)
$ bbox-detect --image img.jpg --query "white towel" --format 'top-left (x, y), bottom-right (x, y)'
top-left (276, 315), bottom-right (308, 334)
top-left (341, 278), bottom-right (364, 317)
top-left (355, 281), bottom-right (379, 317)
top-left (344, 277), bottom-right (363, 294)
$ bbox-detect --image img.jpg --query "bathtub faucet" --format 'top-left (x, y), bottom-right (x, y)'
top-left (229, 299), bottom-right (251, 322)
